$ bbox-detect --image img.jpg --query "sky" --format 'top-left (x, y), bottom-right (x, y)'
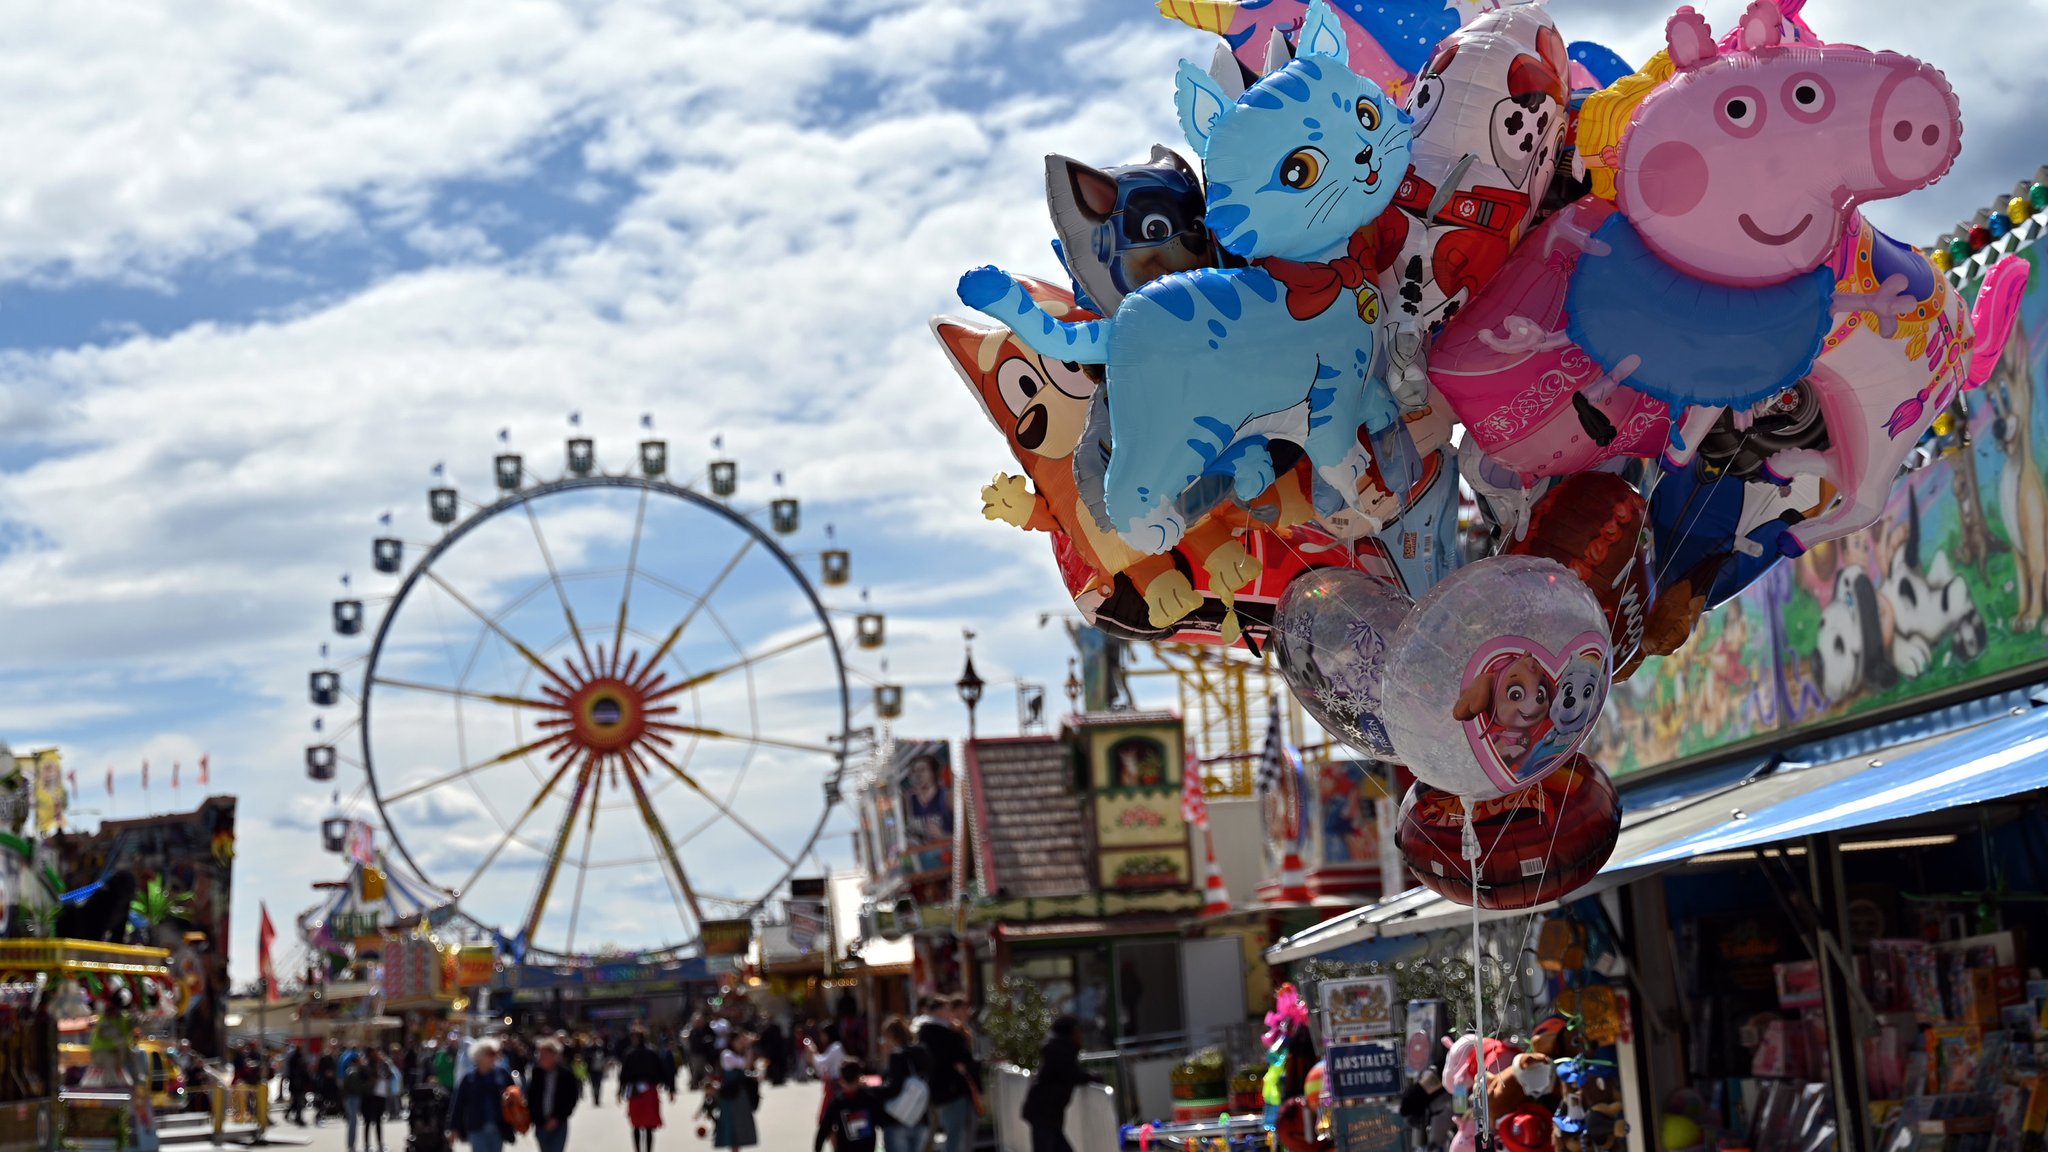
top-left (0, 0), bottom-right (2041, 982)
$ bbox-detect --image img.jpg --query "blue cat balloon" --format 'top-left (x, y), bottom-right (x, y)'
top-left (958, 0), bottom-right (1412, 554)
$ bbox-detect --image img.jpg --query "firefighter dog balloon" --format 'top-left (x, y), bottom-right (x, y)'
top-left (1374, 4), bottom-right (1572, 404)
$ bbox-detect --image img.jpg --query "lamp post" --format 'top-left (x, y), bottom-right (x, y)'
top-left (1064, 657), bottom-right (1082, 718)
top-left (952, 634), bottom-right (985, 998)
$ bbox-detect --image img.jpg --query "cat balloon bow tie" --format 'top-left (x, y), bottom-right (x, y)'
top-left (1259, 229), bottom-right (1381, 322)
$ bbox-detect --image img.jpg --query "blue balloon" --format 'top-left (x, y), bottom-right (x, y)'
top-left (1567, 41), bottom-right (1633, 89)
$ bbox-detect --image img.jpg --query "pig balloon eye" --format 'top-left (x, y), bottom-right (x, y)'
top-left (1724, 97), bottom-right (1755, 126)
top-left (1783, 74), bottom-right (1832, 122)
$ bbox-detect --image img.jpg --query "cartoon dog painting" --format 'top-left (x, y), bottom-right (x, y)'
top-left (1814, 489), bottom-right (1988, 701)
top-left (1990, 321), bottom-right (2048, 632)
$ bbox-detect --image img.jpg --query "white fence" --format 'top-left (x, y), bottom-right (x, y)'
top-left (989, 1063), bottom-right (1121, 1152)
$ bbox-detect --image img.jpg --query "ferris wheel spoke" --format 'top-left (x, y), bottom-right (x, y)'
top-left (522, 753), bottom-right (600, 942)
top-left (562, 751), bottom-right (607, 953)
top-left (383, 733), bottom-right (572, 803)
top-left (639, 536), bottom-right (756, 675)
top-left (456, 755), bottom-right (582, 900)
top-left (524, 500), bottom-right (597, 674)
top-left (640, 627), bottom-right (831, 701)
top-left (634, 745), bottom-right (797, 868)
top-left (371, 675), bottom-right (556, 711)
top-left (609, 487), bottom-right (651, 677)
top-left (647, 721), bottom-right (837, 758)
top-left (618, 750), bottom-right (706, 931)
top-left (420, 568), bottom-right (577, 692)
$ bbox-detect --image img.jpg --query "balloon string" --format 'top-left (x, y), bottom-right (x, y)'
top-left (1645, 422), bottom-right (1762, 593)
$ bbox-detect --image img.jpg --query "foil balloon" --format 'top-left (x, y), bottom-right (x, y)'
top-left (1382, 555), bottom-right (1612, 799)
top-left (1045, 145), bottom-right (1211, 314)
top-left (959, 1), bottom-right (1411, 552)
top-left (1274, 567), bottom-right (1414, 758)
top-left (1158, 0), bottom-right (1464, 98)
top-left (1373, 3), bottom-right (1570, 401)
top-left (1503, 473), bottom-right (1654, 675)
top-left (1396, 755), bottom-right (1622, 910)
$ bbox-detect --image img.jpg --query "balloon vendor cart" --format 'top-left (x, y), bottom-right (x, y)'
top-left (0, 939), bottom-right (177, 1152)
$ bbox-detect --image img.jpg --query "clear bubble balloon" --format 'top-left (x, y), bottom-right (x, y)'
top-left (1382, 554), bottom-right (1612, 799)
top-left (1274, 568), bottom-right (1414, 759)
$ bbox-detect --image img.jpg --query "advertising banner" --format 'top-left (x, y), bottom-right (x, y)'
top-left (1325, 1040), bottom-right (1404, 1100)
top-left (1321, 975), bottom-right (1400, 1042)
top-left (454, 944), bottom-right (496, 988)
top-left (892, 740), bottom-right (954, 881)
top-left (1590, 243), bottom-right (2048, 778)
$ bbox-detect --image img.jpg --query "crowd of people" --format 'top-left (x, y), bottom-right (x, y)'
top-left (236, 989), bottom-right (1099, 1152)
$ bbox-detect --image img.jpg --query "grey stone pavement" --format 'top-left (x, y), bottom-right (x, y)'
top-left (251, 1079), bottom-right (824, 1152)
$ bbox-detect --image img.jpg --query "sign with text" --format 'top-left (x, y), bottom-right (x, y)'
top-left (1322, 975), bottom-right (1400, 1040)
top-left (1333, 1104), bottom-right (1408, 1152)
top-left (1326, 1040), bottom-right (1404, 1101)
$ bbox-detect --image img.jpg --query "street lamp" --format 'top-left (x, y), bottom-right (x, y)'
top-left (952, 633), bottom-right (984, 998)
top-left (955, 644), bottom-right (984, 741)
top-left (1064, 657), bottom-right (1082, 717)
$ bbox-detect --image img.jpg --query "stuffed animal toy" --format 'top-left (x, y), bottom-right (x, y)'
top-left (1555, 1058), bottom-right (1629, 1152)
top-left (1489, 1053), bottom-right (1558, 1152)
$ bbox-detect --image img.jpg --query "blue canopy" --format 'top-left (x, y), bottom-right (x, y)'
top-left (1617, 704), bottom-right (2048, 869)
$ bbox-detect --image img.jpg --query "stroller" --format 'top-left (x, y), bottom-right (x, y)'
top-left (406, 1084), bottom-right (450, 1152)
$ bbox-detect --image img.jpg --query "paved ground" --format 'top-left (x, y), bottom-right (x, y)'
top-left (251, 1080), bottom-right (828, 1151)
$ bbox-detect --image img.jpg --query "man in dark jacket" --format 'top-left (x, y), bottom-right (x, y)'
top-left (445, 1040), bottom-right (515, 1152)
top-left (918, 997), bottom-right (979, 1152)
top-left (1021, 1017), bottom-right (1095, 1152)
top-left (523, 1039), bottom-right (581, 1152)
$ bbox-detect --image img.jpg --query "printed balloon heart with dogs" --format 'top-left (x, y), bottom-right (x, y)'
top-left (1380, 555), bottom-right (1613, 799)
top-left (1504, 472), bottom-right (1654, 678)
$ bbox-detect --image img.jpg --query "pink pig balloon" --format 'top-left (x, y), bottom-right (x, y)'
top-left (1619, 3), bottom-right (1960, 289)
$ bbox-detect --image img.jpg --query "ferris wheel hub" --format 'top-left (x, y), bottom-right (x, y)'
top-left (561, 675), bottom-right (650, 754)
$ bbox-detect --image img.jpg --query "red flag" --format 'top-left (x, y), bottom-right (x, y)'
top-left (198, 755), bottom-right (210, 787)
top-left (67, 770), bottom-right (77, 796)
top-left (172, 762), bottom-right (181, 790)
top-left (258, 904), bottom-right (279, 1002)
top-left (1181, 752), bottom-right (1210, 829)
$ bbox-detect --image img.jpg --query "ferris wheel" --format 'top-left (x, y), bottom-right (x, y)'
top-left (306, 430), bottom-right (896, 962)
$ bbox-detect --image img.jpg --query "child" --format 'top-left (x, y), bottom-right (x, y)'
top-left (813, 1060), bottom-right (880, 1152)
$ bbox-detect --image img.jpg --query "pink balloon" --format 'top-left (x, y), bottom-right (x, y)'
top-left (1425, 198), bottom-right (1671, 484)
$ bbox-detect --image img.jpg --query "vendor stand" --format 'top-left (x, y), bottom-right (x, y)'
top-left (0, 939), bottom-right (176, 1152)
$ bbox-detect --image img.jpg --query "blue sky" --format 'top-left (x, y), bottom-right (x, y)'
top-left (0, 0), bottom-right (2038, 980)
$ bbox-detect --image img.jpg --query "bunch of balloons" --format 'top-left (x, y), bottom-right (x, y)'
top-left (938, 0), bottom-right (2030, 910)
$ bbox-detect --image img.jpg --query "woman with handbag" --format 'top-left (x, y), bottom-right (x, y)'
top-left (876, 1017), bottom-right (931, 1152)
top-left (444, 1040), bottom-right (516, 1152)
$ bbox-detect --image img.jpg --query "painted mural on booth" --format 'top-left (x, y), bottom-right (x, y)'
top-left (1591, 241), bottom-right (2048, 777)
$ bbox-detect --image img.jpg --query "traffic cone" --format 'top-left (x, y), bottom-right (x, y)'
top-left (1277, 846), bottom-right (1310, 903)
top-left (1200, 827), bottom-right (1233, 916)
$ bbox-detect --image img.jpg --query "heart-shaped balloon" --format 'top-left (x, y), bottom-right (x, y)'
top-left (1275, 568), bottom-right (1414, 758)
top-left (1382, 554), bottom-right (1612, 799)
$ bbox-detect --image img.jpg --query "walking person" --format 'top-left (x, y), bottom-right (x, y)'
top-left (814, 1060), bottom-right (882, 1152)
top-left (622, 1025), bottom-right (676, 1152)
top-left (285, 1046), bottom-right (309, 1126)
top-left (339, 1043), bottom-right (369, 1152)
top-left (523, 1038), bottom-right (581, 1152)
top-left (1021, 1017), bottom-right (1097, 1152)
top-left (363, 1050), bottom-right (391, 1152)
top-left (805, 1023), bottom-right (848, 1121)
top-left (918, 997), bottom-right (980, 1151)
top-left (586, 1039), bottom-right (608, 1106)
top-left (876, 1016), bottom-right (932, 1152)
top-left (444, 1039), bottom-right (516, 1152)
top-left (708, 1031), bottom-right (758, 1151)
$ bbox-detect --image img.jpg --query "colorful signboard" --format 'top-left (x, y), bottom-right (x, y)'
top-left (1076, 717), bottom-right (1189, 891)
top-left (892, 740), bottom-right (954, 881)
top-left (453, 944), bottom-right (497, 988)
top-left (1589, 243), bottom-right (2048, 778)
top-left (1321, 975), bottom-right (1400, 1041)
top-left (29, 750), bottom-right (64, 836)
top-left (1333, 1104), bottom-right (1408, 1152)
top-left (1326, 1040), bottom-right (1404, 1100)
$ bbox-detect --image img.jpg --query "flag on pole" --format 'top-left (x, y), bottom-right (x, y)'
top-left (1255, 696), bottom-right (1287, 796)
top-left (198, 755), bottom-right (210, 787)
top-left (258, 904), bottom-right (279, 1002)
top-left (67, 770), bottom-right (77, 797)
top-left (1181, 752), bottom-right (1210, 829)
top-left (172, 762), bottom-right (180, 790)
top-left (105, 766), bottom-right (113, 796)
top-left (141, 759), bottom-right (149, 790)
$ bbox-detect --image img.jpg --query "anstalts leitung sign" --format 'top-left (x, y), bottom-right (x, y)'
top-left (1325, 1039), bottom-right (1403, 1101)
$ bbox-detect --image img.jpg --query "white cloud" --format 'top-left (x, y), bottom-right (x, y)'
top-left (0, 0), bottom-right (2039, 977)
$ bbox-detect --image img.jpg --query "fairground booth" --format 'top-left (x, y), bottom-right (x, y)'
top-left (1271, 175), bottom-right (2048, 1152)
